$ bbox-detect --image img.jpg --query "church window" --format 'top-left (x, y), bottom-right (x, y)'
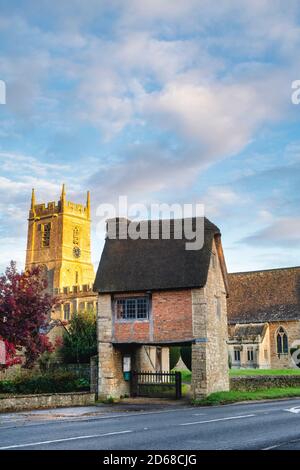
top-left (276, 327), bottom-right (288, 354)
top-left (234, 348), bottom-right (241, 362)
top-left (247, 348), bottom-right (254, 362)
top-left (42, 223), bottom-right (51, 247)
top-left (64, 303), bottom-right (70, 321)
top-left (73, 226), bottom-right (80, 245)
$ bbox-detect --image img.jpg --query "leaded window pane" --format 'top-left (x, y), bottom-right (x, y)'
top-left (115, 297), bottom-right (149, 320)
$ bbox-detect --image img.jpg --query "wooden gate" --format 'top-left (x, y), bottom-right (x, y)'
top-left (131, 370), bottom-right (182, 399)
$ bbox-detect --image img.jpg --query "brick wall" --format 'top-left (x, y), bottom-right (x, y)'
top-left (152, 290), bottom-right (193, 342)
top-left (112, 289), bottom-right (193, 344)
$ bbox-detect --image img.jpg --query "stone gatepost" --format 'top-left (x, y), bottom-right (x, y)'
top-left (97, 294), bottom-right (130, 399)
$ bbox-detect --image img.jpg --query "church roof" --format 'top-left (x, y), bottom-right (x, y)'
top-left (227, 266), bottom-right (300, 324)
top-left (94, 217), bottom-right (226, 293)
top-left (230, 323), bottom-right (268, 340)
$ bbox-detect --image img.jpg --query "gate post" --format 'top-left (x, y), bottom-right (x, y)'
top-left (90, 355), bottom-right (98, 399)
top-left (175, 371), bottom-right (182, 399)
top-left (130, 370), bottom-right (138, 397)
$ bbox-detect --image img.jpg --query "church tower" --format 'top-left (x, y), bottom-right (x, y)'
top-left (25, 185), bottom-right (95, 300)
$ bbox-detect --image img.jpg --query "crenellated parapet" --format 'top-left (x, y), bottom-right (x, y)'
top-left (28, 185), bottom-right (91, 220)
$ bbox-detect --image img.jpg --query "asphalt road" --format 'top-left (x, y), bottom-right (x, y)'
top-left (1, 398), bottom-right (300, 450)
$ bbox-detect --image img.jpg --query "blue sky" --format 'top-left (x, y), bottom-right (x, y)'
top-left (0, 0), bottom-right (300, 274)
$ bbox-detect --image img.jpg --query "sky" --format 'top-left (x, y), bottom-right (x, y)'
top-left (0, 0), bottom-right (300, 274)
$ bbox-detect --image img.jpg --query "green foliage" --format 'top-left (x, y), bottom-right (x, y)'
top-left (230, 368), bottom-right (300, 376)
top-left (105, 396), bottom-right (115, 404)
top-left (38, 351), bottom-right (55, 372)
top-left (169, 347), bottom-right (180, 370)
top-left (228, 353), bottom-right (232, 369)
top-left (192, 387), bottom-right (300, 406)
top-left (174, 369), bottom-right (191, 383)
top-left (0, 371), bottom-right (89, 395)
top-left (180, 346), bottom-right (192, 371)
top-left (60, 310), bottom-right (97, 364)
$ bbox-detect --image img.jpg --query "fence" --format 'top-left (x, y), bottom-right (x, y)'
top-left (131, 370), bottom-right (182, 399)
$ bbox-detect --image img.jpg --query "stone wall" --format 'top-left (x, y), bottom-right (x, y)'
top-left (0, 392), bottom-right (95, 413)
top-left (269, 321), bottom-right (300, 368)
top-left (230, 375), bottom-right (300, 391)
top-left (97, 294), bottom-right (131, 399)
top-left (191, 238), bottom-right (229, 398)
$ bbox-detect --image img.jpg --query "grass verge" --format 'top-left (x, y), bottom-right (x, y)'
top-left (173, 369), bottom-right (300, 383)
top-left (230, 368), bottom-right (300, 376)
top-left (192, 387), bottom-right (300, 406)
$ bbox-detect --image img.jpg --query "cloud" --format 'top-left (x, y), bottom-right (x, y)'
top-left (1, 0), bottom-right (300, 274)
top-left (240, 217), bottom-right (300, 247)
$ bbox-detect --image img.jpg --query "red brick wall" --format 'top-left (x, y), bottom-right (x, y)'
top-left (113, 321), bottom-right (151, 343)
top-left (113, 289), bottom-right (193, 344)
top-left (152, 290), bottom-right (193, 342)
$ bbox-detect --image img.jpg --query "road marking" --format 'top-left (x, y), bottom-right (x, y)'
top-left (285, 406), bottom-right (300, 414)
top-left (0, 430), bottom-right (132, 449)
top-left (180, 414), bottom-right (255, 426)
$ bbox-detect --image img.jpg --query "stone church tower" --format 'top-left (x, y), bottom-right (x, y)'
top-left (25, 185), bottom-right (96, 321)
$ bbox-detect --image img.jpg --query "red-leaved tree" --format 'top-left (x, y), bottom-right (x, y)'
top-left (0, 261), bottom-right (57, 368)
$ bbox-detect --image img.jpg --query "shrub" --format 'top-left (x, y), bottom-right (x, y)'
top-left (60, 311), bottom-right (97, 364)
top-left (0, 371), bottom-right (89, 395)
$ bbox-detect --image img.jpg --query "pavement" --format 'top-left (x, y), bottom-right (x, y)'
top-left (1, 397), bottom-right (300, 449)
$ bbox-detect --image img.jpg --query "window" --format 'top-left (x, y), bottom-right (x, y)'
top-left (87, 302), bottom-right (94, 312)
top-left (75, 271), bottom-right (79, 284)
top-left (79, 302), bottom-right (85, 313)
top-left (247, 348), bottom-right (254, 362)
top-left (73, 226), bottom-right (80, 245)
top-left (64, 303), bottom-right (70, 321)
top-left (234, 349), bottom-right (241, 362)
top-left (277, 327), bottom-right (288, 354)
top-left (73, 226), bottom-right (79, 245)
top-left (42, 223), bottom-right (51, 247)
top-left (115, 297), bottom-right (149, 320)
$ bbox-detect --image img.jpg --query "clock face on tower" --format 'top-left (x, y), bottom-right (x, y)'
top-left (73, 246), bottom-right (81, 258)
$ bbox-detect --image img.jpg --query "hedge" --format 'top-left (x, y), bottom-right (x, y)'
top-left (0, 371), bottom-right (89, 395)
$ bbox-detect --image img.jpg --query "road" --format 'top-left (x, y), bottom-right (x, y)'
top-left (1, 398), bottom-right (300, 450)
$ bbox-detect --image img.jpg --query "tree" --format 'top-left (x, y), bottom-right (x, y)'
top-left (0, 261), bottom-right (55, 368)
top-left (169, 347), bottom-right (181, 370)
top-left (60, 310), bottom-right (97, 364)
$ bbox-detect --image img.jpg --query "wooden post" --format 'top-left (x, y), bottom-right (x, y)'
top-left (175, 371), bottom-right (182, 399)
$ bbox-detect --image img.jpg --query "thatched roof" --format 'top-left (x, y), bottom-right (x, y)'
top-left (94, 217), bottom-right (225, 293)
